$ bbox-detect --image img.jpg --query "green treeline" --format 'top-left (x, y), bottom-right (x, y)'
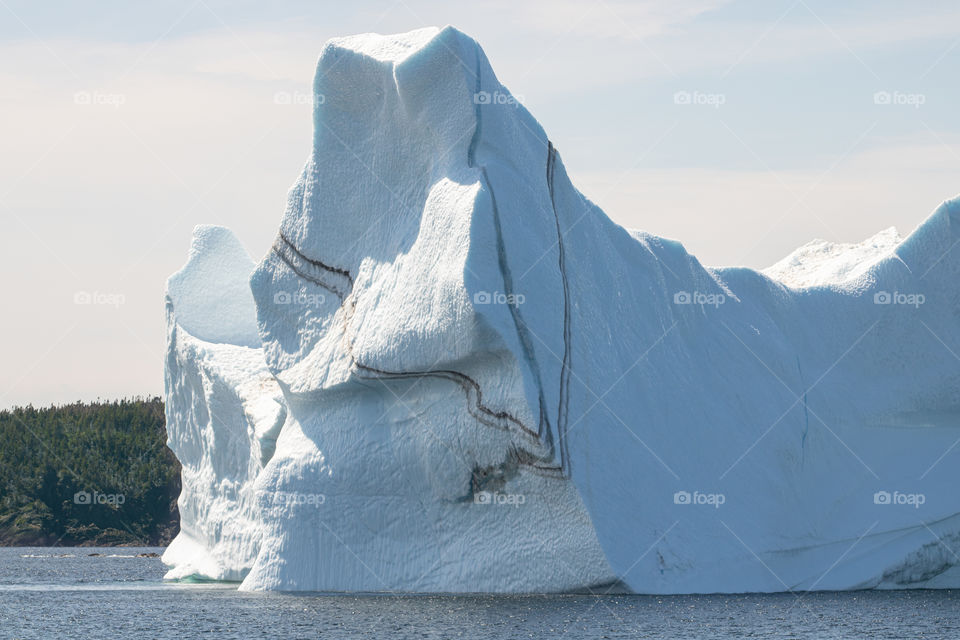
top-left (0, 397), bottom-right (180, 546)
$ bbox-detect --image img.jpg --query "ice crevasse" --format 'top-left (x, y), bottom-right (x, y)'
top-left (162, 26), bottom-right (960, 593)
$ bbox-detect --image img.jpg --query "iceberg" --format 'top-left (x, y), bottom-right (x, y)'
top-left (163, 225), bottom-right (287, 582)
top-left (162, 26), bottom-right (960, 593)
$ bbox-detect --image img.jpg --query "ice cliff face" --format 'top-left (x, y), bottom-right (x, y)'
top-left (163, 226), bottom-right (286, 582)
top-left (163, 26), bottom-right (960, 593)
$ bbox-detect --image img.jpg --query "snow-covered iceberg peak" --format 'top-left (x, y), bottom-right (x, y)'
top-left (764, 226), bottom-right (903, 288)
top-left (163, 26), bottom-right (960, 594)
top-left (166, 224), bottom-right (262, 349)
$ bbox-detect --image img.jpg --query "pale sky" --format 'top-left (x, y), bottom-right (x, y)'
top-left (0, 0), bottom-right (957, 409)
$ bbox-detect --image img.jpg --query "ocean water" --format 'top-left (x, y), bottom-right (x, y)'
top-left (1, 547), bottom-right (959, 639)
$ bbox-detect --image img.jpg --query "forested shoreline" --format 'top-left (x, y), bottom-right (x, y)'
top-left (0, 397), bottom-right (180, 546)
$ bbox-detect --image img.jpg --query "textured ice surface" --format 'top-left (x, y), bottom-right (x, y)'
top-left (163, 26), bottom-right (960, 593)
top-left (163, 225), bottom-right (286, 582)
top-left (165, 225), bottom-right (262, 349)
top-left (764, 226), bottom-right (903, 288)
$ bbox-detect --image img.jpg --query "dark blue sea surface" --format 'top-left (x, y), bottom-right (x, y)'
top-left (1, 547), bottom-right (958, 639)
